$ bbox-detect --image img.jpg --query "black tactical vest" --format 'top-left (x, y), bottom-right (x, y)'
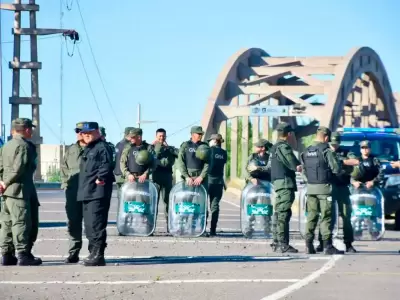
top-left (358, 156), bottom-right (380, 183)
top-left (251, 152), bottom-right (271, 181)
top-left (127, 144), bottom-right (149, 175)
top-left (114, 139), bottom-right (128, 176)
top-left (270, 141), bottom-right (296, 182)
top-left (208, 146), bottom-right (227, 177)
top-left (185, 141), bottom-right (203, 170)
top-left (303, 143), bottom-right (332, 184)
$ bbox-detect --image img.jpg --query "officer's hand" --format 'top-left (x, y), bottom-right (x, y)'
top-left (186, 177), bottom-right (194, 186)
top-left (193, 177), bottom-right (203, 186)
top-left (138, 174), bottom-right (147, 183)
top-left (352, 181), bottom-right (361, 189)
top-left (366, 181), bottom-right (374, 189)
top-left (344, 158), bottom-right (359, 166)
top-left (390, 161), bottom-right (400, 169)
top-left (128, 174), bottom-right (135, 182)
top-left (95, 179), bottom-right (105, 186)
top-left (0, 181), bottom-right (6, 192)
top-left (251, 178), bottom-right (258, 185)
top-left (296, 165), bottom-right (302, 172)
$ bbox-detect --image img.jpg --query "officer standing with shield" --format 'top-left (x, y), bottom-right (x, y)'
top-left (268, 123), bottom-right (302, 253)
top-left (301, 127), bottom-right (344, 255)
top-left (151, 128), bottom-right (178, 232)
top-left (114, 127), bottom-right (135, 216)
top-left (206, 134), bottom-right (227, 236)
top-left (315, 133), bottom-right (358, 253)
top-left (78, 122), bottom-right (114, 266)
top-left (60, 122), bottom-right (87, 263)
top-left (0, 118), bottom-right (42, 266)
top-left (176, 126), bottom-right (210, 235)
top-left (120, 128), bottom-right (156, 234)
top-left (244, 139), bottom-right (272, 237)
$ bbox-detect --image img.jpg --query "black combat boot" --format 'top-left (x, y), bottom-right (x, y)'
top-left (323, 240), bottom-right (344, 255)
top-left (17, 252), bottom-right (42, 266)
top-left (64, 252), bottom-right (80, 264)
top-left (1, 252), bottom-right (18, 266)
top-left (305, 241), bottom-right (316, 254)
top-left (83, 245), bottom-right (106, 267)
top-left (316, 240), bottom-right (324, 252)
top-left (209, 227), bottom-right (217, 237)
top-left (276, 243), bottom-right (298, 253)
top-left (270, 241), bottom-right (278, 252)
top-left (345, 243), bottom-right (357, 253)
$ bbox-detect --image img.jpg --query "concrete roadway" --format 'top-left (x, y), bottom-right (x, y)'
top-left (0, 189), bottom-right (399, 300)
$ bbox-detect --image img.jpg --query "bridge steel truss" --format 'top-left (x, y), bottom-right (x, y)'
top-left (201, 47), bottom-right (400, 180)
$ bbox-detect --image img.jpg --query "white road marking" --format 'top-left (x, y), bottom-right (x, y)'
top-left (0, 278), bottom-right (300, 285)
top-left (260, 255), bottom-right (343, 300)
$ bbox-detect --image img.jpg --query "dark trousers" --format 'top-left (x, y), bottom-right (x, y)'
top-left (65, 188), bottom-right (83, 255)
top-left (207, 183), bottom-right (224, 231)
top-left (83, 197), bottom-right (111, 250)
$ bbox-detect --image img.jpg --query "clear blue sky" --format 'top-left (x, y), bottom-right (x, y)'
top-left (1, 0), bottom-right (399, 147)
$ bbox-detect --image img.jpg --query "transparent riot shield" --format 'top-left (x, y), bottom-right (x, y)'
top-left (240, 180), bottom-right (275, 239)
top-left (350, 186), bottom-right (385, 241)
top-left (116, 180), bottom-right (159, 236)
top-left (299, 186), bottom-right (339, 240)
top-left (168, 181), bottom-right (208, 238)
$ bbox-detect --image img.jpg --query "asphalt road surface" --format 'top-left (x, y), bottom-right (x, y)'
top-left (0, 189), bottom-right (399, 300)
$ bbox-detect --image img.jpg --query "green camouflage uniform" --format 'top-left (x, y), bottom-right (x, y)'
top-left (60, 137), bottom-right (85, 257)
top-left (0, 118), bottom-right (41, 265)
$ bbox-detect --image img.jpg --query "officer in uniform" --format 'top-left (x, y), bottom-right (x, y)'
top-left (268, 122), bottom-right (302, 253)
top-left (315, 132), bottom-right (358, 253)
top-left (245, 139), bottom-right (272, 237)
top-left (60, 122), bottom-right (87, 263)
top-left (0, 118), bottom-right (42, 266)
top-left (120, 128), bottom-right (155, 231)
top-left (151, 128), bottom-right (178, 231)
top-left (206, 133), bottom-right (227, 236)
top-left (301, 126), bottom-right (344, 255)
top-left (114, 127), bottom-right (135, 216)
top-left (99, 126), bottom-right (116, 168)
top-left (78, 122), bottom-right (114, 266)
top-left (177, 126), bottom-right (209, 187)
top-left (350, 140), bottom-right (382, 189)
top-left (246, 139), bottom-right (272, 185)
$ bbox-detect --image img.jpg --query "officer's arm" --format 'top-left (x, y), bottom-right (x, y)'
top-left (3, 144), bottom-right (29, 187)
top-left (199, 160), bottom-right (209, 179)
top-left (60, 147), bottom-right (69, 188)
top-left (143, 145), bottom-right (156, 177)
top-left (325, 149), bottom-right (340, 174)
top-left (0, 148), bottom-right (3, 181)
top-left (120, 145), bottom-right (131, 178)
top-left (373, 158), bottom-right (384, 184)
top-left (177, 143), bottom-right (190, 178)
top-left (245, 155), bottom-right (255, 182)
top-left (276, 144), bottom-right (301, 171)
top-left (299, 152), bottom-right (308, 183)
top-left (97, 145), bottom-right (113, 182)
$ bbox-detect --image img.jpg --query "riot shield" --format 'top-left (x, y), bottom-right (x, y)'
top-left (240, 180), bottom-right (275, 239)
top-left (299, 186), bottom-right (339, 240)
top-left (350, 186), bottom-right (385, 241)
top-left (116, 180), bottom-right (158, 236)
top-left (168, 181), bottom-right (208, 237)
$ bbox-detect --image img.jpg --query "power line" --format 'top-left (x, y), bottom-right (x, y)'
top-left (76, 45), bottom-right (106, 124)
top-left (169, 120), bottom-right (201, 137)
top-left (74, 0), bottom-right (121, 132)
top-left (1, 35), bottom-right (59, 44)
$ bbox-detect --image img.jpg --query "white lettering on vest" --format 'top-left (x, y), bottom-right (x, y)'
top-left (215, 154), bottom-right (224, 159)
top-left (188, 148), bottom-right (196, 153)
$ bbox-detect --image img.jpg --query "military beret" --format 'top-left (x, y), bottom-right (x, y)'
top-left (80, 121), bottom-right (99, 133)
top-left (12, 118), bottom-right (36, 129)
top-left (99, 126), bottom-right (106, 137)
top-left (124, 127), bottom-right (135, 135)
top-left (275, 122), bottom-right (293, 133)
top-left (126, 127), bottom-right (143, 137)
top-left (254, 139), bottom-right (270, 148)
top-left (191, 126), bottom-right (204, 134)
top-left (360, 140), bottom-right (371, 148)
top-left (207, 133), bottom-right (224, 143)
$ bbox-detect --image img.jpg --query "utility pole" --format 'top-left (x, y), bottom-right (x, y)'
top-left (136, 102), bottom-right (157, 129)
top-left (0, 0), bottom-right (77, 181)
